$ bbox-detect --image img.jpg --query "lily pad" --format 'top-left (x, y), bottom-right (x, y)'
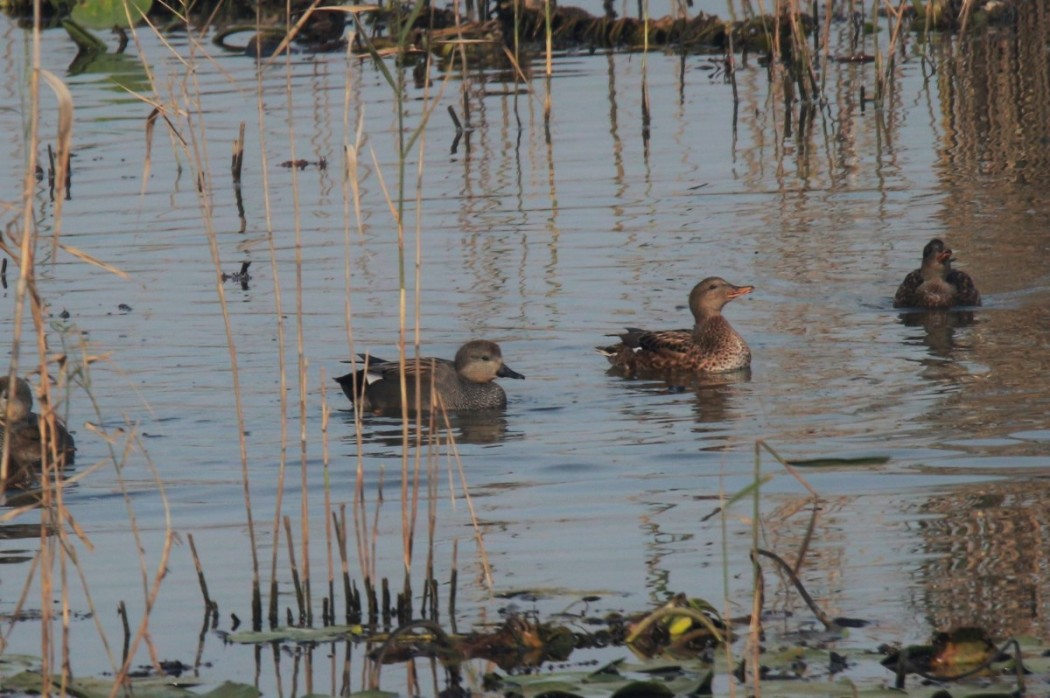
top-left (2, 671), bottom-right (215, 698)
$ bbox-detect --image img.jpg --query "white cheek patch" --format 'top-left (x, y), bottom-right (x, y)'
top-left (364, 370), bottom-right (383, 385)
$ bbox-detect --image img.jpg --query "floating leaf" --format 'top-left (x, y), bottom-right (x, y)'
top-left (610, 680), bottom-right (674, 697)
top-left (0, 671), bottom-right (216, 698)
top-left (224, 624), bottom-right (362, 644)
top-left (201, 681), bottom-right (262, 698)
top-left (786, 455), bottom-right (891, 468)
top-left (71, 0), bottom-right (152, 29)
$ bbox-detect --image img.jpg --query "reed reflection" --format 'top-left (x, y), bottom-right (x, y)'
top-left (604, 368), bottom-right (750, 431)
top-left (913, 481), bottom-right (1050, 641)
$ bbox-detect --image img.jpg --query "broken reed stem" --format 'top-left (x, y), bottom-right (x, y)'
top-left (283, 515), bottom-right (306, 624)
top-left (879, 0), bottom-right (909, 110)
top-left (381, 578), bottom-right (392, 626)
top-left (543, 0), bottom-right (553, 125)
top-left (109, 431), bottom-right (177, 689)
top-left (259, 0), bottom-right (292, 633)
top-left (717, 483), bottom-right (736, 698)
top-left (819, 0), bottom-right (833, 94)
top-left (448, 539), bottom-right (458, 634)
top-left (755, 439), bottom-right (819, 498)
top-left (640, 0), bottom-right (651, 135)
top-left (118, 601), bottom-right (130, 665)
top-left (747, 439), bottom-right (763, 696)
top-left (754, 548), bottom-right (832, 629)
top-left (344, 104), bottom-right (374, 603)
top-left (368, 468), bottom-right (385, 626)
top-left (151, 24), bottom-right (265, 632)
top-left (111, 527), bottom-right (175, 692)
top-left (231, 121), bottom-right (245, 184)
top-left (421, 414), bottom-right (440, 621)
top-left (333, 506), bottom-right (359, 623)
top-left (187, 533), bottom-right (214, 614)
top-left (278, 12), bottom-right (314, 629)
top-left (440, 408), bottom-right (493, 590)
top-left (321, 373), bottom-right (335, 626)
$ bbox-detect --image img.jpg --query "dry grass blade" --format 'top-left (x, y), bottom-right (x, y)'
top-left (958, 0), bottom-right (976, 34)
top-left (500, 46), bottom-right (542, 105)
top-left (318, 3), bottom-right (382, 11)
top-left (437, 400), bottom-right (493, 591)
top-left (756, 439), bottom-right (819, 498)
top-left (39, 68), bottom-right (73, 251)
top-left (57, 244), bottom-right (130, 279)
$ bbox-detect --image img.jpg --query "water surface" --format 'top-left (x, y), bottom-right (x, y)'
top-left (2, 4), bottom-right (1050, 694)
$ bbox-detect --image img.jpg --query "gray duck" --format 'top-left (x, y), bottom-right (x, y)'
top-left (336, 340), bottom-right (524, 413)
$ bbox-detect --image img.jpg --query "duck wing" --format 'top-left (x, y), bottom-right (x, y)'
top-left (893, 269), bottom-right (924, 308)
top-left (372, 356), bottom-right (457, 383)
top-left (336, 355), bottom-right (450, 391)
top-left (634, 329), bottom-right (696, 358)
top-left (947, 269), bottom-right (981, 306)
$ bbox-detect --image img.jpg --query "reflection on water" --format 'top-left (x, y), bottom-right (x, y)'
top-left (337, 409), bottom-right (517, 448)
top-left (605, 368), bottom-right (751, 434)
top-left (914, 480), bottom-right (1050, 641)
top-left (898, 309), bottom-right (977, 359)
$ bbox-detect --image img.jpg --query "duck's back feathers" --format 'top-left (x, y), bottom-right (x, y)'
top-left (2, 416), bottom-right (76, 471)
top-left (947, 269), bottom-right (981, 306)
top-left (892, 269), bottom-right (925, 308)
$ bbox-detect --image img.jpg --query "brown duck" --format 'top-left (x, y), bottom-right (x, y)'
top-left (893, 239), bottom-right (981, 309)
top-left (598, 277), bottom-right (754, 375)
top-left (335, 340), bottom-right (525, 413)
top-left (0, 376), bottom-right (76, 482)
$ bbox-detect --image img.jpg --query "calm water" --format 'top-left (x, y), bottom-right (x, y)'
top-left (2, 2), bottom-right (1050, 694)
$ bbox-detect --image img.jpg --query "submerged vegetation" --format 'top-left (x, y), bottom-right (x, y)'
top-left (2, 0), bottom-right (1050, 693)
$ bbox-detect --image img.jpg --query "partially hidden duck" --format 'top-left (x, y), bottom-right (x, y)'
top-left (893, 238), bottom-right (981, 309)
top-left (0, 375), bottom-right (76, 484)
top-left (598, 276), bottom-right (754, 375)
top-left (336, 340), bottom-right (524, 413)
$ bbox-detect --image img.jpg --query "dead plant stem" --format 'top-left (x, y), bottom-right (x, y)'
top-left (258, 0), bottom-right (292, 628)
top-left (179, 61), bottom-right (261, 628)
top-left (321, 374), bottom-right (334, 624)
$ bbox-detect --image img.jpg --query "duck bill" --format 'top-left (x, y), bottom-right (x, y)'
top-left (727, 285), bottom-right (754, 299)
top-left (497, 364), bottom-right (526, 380)
top-left (936, 250), bottom-right (954, 263)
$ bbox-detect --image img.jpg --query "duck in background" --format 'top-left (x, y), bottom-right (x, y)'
top-left (894, 238), bottom-right (981, 309)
